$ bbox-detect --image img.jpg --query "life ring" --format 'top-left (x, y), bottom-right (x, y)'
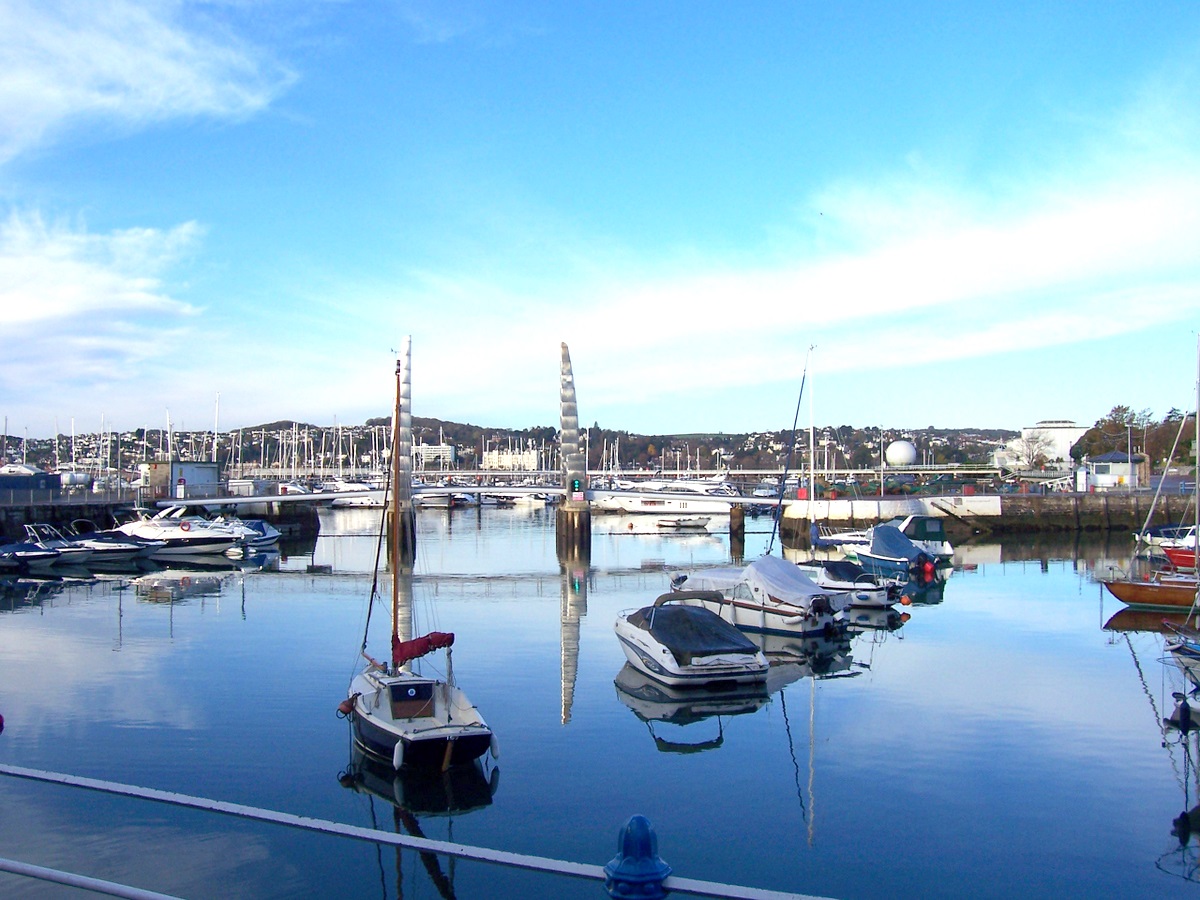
top-left (180, 521), bottom-right (191, 532)
top-left (181, 576), bottom-right (191, 587)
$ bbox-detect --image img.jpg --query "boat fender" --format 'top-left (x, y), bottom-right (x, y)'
top-left (392, 740), bottom-right (405, 770)
top-left (180, 521), bottom-right (191, 532)
top-left (336, 695), bottom-right (358, 718)
top-left (490, 733), bottom-right (500, 760)
top-left (0, 712), bottom-right (4, 734)
top-left (900, 595), bottom-right (912, 606)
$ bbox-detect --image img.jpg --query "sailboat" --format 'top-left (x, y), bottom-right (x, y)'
top-left (341, 342), bottom-right (496, 772)
top-left (1102, 340), bottom-right (1200, 611)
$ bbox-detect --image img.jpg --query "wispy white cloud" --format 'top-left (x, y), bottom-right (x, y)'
top-left (0, 211), bottom-right (202, 395)
top-left (0, 0), bottom-right (295, 162)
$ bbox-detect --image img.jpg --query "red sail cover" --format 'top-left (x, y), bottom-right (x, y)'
top-left (392, 631), bottom-right (455, 665)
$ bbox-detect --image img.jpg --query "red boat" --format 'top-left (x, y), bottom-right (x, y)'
top-left (1163, 545), bottom-right (1199, 571)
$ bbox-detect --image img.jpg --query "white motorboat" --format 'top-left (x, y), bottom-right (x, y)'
top-left (342, 338), bottom-right (496, 772)
top-left (818, 515), bottom-right (954, 564)
top-left (655, 515), bottom-right (711, 530)
top-left (843, 524), bottom-right (942, 582)
top-left (614, 592), bottom-right (769, 688)
top-left (592, 476), bottom-right (740, 515)
top-left (669, 555), bottom-right (849, 638)
top-left (0, 542), bottom-right (60, 571)
top-left (791, 557), bottom-right (897, 608)
top-left (19, 524), bottom-right (94, 567)
top-left (156, 507), bottom-right (282, 549)
top-left (113, 508), bottom-right (242, 556)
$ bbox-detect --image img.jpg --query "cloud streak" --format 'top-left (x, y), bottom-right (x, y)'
top-left (0, 0), bottom-right (294, 162)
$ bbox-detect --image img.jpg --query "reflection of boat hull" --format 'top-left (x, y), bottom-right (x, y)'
top-left (341, 746), bottom-right (496, 814)
top-left (1103, 608), bottom-right (1193, 633)
top-left (613, 663), bottom-right (769, 725)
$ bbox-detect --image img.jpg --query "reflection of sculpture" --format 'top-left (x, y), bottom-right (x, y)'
top-left (560, 566), bottom-right (587, 724)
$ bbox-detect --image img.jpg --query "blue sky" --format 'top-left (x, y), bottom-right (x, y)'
top-left (3, 1), bottom-right (1200, 439)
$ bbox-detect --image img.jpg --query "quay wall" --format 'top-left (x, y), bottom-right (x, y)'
top-left (780, 491), bottom-right (1191, 545)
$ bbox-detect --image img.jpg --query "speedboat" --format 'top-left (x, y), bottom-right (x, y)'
top-left (614, 592), bottom-right (768, 688)
top-left (113, 508), bottom-right (242, 556)
top-left (0, 542), bottom-right (60, 571)
top-left (157, 507), bottom-right (281, 549)
top-left (844, 524), bottom-right (941, 582)
top-left (19, 524), bottom-right (94, 567)
top-left (669, 555), bottom-right (849, 638)
top-left (25, 523), bottom-right (143, 563)
top-left (791, 557), bottom-right (897, 608)
top-left (818, 515), bottom-right (954, 564)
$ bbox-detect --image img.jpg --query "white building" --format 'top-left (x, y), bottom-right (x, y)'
top-left (412, 442), bottom-right (456, 470)
top-left (994, 419), bottom-right (1088, 469)
top-left (1075, 451), bottom-right (1147, 492)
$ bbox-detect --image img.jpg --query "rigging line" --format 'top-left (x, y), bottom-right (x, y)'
top-left (1125, 633), bottom-right (1187, 792)
top-left (1135, 411), bottom-right (1191, 558)
top-left (361, 449), bottom-right (394, 654)
top-left (779, 688), bottom-right (809, 826)
top-left (807, 673), bottom-right (816, 849)
top-left (768, 345), bottom-right (813, 556)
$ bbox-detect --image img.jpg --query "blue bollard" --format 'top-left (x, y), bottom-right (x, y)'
top-left (603, 815), bottom-right (672, 899)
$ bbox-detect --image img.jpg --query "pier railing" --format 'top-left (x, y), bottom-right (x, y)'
top-left (0, 764), bottom-right (828, 900)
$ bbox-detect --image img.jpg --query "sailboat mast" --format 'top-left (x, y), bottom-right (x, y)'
top-left (391, 355), bottom-right (403, 665)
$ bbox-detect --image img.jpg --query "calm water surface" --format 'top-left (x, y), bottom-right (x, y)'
top-left (0, 507), bottom-right (1197, 898)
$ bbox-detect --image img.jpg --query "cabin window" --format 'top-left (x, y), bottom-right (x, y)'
top-left (389, 681), bottom-right (435, 719)
top-left (1093, 464), bottom-right (1110, 475)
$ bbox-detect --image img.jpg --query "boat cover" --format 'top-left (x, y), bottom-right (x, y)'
top-left (626, 604), bottom-right (759, 666)
top-left (681, 555), bottom-right (829, 605)
top-left (865, 525), bottom-right (923, 562)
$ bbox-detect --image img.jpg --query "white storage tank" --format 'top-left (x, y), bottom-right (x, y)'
top-left (885, 440), bottom-right (917, 467)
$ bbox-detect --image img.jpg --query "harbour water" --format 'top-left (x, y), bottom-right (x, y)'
top-left (0, 506), bottom-right (1197, 898)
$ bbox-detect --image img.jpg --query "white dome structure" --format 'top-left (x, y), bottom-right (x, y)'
top-left (885, 440), bottom-right (917, 467)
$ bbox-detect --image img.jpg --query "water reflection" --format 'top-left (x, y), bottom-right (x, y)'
top-left (560, 564), bottom-right (586, 724)
top-left (338, 745), bottom-right (498, 900)
top-left (613, 663), bottom-right (769, 753)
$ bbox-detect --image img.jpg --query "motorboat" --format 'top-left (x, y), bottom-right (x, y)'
top-left (63, 519), bottom-right (165, 557)
top-left (614, 592), bottom-right (768, 688)
top-left (592, 476), bottom-right (740, 515)
top-left (844, 524), bottom-right (941, 583)
top-left (669, 554), bottom-right (849, 638)
top-left (19, 524), bottom-right (94, 567)
top-left (655, 516), bottom-right (711, 530)
top-left (818, 515), bottom-right (954, 564)
top-left (790, 557), bottom-right (897, 608)
top-left (342, 339), bottom-right (496, 772)
top-left (24, 523), bottom-right (142, 564)
top-left (0, 542), bottom-right (60, 571)
top-left (156, 506), bottom-right (281, 549)
top-left (112, 508), bottom-right (243, 556)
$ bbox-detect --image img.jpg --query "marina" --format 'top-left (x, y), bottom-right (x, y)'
top-left (1, 505), bottom-right (1198, 898)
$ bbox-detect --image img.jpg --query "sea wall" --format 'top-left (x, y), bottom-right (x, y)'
top-left (780, 491), bottom-right (1192, 545)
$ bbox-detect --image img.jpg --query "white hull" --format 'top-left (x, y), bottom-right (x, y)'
top-left (614, 616), bottom-right (767, 687)
top-left (592, 493), bottom-right (732, 515)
